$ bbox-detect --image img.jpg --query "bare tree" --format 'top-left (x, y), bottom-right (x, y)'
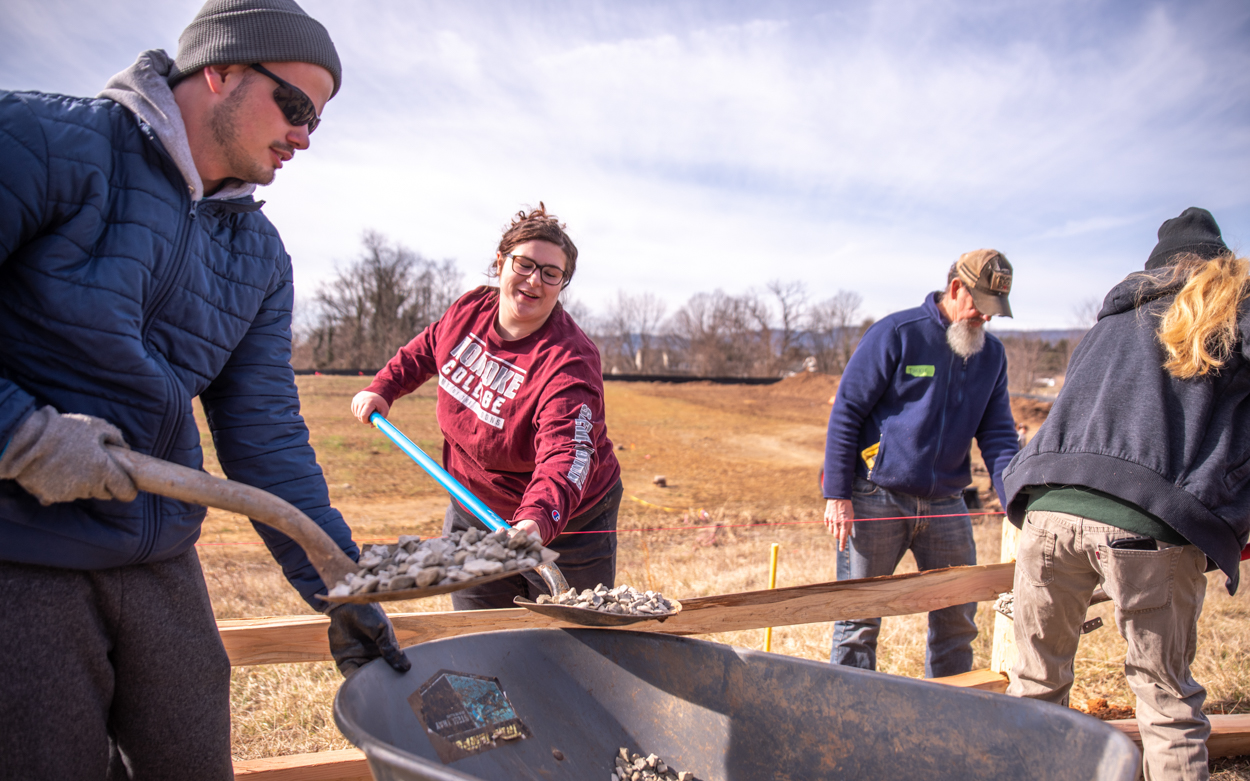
top-left (1072, 296), bottom-right (1103, 328)
top-left (807, 290), bottom-right (864, 374)
top-left (766, 279), bottom-right (808, 373)
top-left (1001, 335), bottom-right (1047, 393)
top-left (668, 290), bottom-right (771, 376)
top-left (602, 291), bottom-right (668, 373)
top-left (308, 231), bottom-right (461, 369)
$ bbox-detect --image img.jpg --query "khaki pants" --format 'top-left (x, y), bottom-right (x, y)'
top-left (1007, 510), bottom-right (1210, 781)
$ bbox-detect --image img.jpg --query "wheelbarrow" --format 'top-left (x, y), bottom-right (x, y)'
top-left (335, 629), bottom-right (1139, 781)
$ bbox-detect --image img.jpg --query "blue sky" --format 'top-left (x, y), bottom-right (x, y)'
top-left (3, 0), bottom-right (1247, 330)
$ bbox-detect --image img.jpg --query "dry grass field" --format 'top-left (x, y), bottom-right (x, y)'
top-left (196, 374), bottom-right (1250, 776)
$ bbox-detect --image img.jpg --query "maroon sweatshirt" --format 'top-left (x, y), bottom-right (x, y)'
top-left (363, 287), bottom-right (620, 543)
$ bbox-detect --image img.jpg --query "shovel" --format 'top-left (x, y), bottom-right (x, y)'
top-left (369, 413), bottom-right (680, 626)
top-left (105, 445), bottom-right (555, 605)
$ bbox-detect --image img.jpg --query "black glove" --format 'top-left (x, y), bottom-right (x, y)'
top-left (326, 602), bottom-right (411, 677)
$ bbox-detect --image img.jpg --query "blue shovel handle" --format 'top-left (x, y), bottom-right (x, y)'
top-left (369, 412), bottom-right (572, 598)
top-left (369, 412), bottom-right (507, 532)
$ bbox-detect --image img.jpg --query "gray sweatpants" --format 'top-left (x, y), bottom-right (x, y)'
top-left (1007, 510), bottom-right (1210, 781)
top-left (0, 547), bottom-right (233, 781)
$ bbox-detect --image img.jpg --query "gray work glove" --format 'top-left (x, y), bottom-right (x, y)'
top-left (0, 406), bottom-right (137, 505)
top-left (326, 602), bottom-right (411, 677)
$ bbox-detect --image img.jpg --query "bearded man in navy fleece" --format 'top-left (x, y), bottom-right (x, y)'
top-left (822, 250), bottom-right (1020, 677)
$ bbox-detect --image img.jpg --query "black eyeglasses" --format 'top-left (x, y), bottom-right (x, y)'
top-left (249, 63), bottom-right (321, 133)
top-left (504, 253), bottom-right (568, 287)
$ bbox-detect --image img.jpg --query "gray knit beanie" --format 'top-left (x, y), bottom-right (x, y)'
top-left (170, 0), bottom-right (342, 97)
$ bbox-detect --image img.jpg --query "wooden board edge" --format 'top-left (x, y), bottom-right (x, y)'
top-left (929, 668), bottom-right (1010, 694)
top-left (233, 748), bottom-right (369, 780)
top-left (219, 563), bottom-right (1016, 666)
top-left (1107, 713), bottom-right (1250, 759)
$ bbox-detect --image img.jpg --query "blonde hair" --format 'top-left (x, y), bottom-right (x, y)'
top-left (1153, 252), bottom-right (1249, 379)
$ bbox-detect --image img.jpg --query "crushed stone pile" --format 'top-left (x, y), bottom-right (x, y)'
top-left (326, 527), bottom-right (544, 597)
top-left (611, 747), bottom-right (698, 781)
top-left (537, 583), bottom-right (676, 615)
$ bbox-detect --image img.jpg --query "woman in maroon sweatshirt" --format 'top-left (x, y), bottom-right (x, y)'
top-left (352, 204), bottom-right (622, 609)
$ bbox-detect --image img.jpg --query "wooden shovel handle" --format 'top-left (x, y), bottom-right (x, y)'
top-left (108, 446), bottom-right (357, 590)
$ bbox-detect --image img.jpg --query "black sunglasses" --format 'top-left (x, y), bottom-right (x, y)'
top-left (249, 63), bottom-right (321, 133)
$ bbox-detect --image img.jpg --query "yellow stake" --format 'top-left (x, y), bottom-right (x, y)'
top-left (764, 542), bottom-right (780, 652)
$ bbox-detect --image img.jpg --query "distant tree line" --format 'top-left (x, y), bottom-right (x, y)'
top-left (585, 283), bottom-right (872, 378)
top-left (293, 231), bottom-right (461, 370)
top-left (293, 231), bottom-right (1085, 382)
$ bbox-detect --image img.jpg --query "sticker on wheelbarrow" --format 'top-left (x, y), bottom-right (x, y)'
top-left (409, 670), bottom-right (531, 763)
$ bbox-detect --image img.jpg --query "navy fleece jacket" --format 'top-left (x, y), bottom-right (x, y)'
top-left (823, 292), bottom-right (1019, 504)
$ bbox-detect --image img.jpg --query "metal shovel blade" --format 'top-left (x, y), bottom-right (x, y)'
top-left (321, 548), bottom-right (561, 605)
top-left (512, 595), bottom-right (683, 626)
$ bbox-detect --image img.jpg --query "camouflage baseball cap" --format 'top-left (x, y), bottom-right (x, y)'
top-left (954, 249), bottom-right (1013, 318)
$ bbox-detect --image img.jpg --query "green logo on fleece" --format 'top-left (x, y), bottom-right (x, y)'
top-left (905, 365), bottom-right (935, 377)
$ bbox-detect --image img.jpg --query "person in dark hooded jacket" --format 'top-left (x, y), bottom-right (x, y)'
top-left (0, 2), bottom-right (409, 778)
top-left (1003, 207), bottom-right (1250, 781)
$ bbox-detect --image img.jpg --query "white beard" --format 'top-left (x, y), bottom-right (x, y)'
top-left (946, 319), bottom-right (987, 359)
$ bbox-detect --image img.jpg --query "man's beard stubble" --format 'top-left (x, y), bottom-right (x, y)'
top-left (946, 318), bottom-right (987, 359)
top-left (209, 71), bottom-right (276, 187)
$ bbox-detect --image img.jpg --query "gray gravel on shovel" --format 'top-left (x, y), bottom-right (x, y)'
top-left (536, 583), bottom-right (676, 616)
top-left (611, 747), bottom-right (699, 781)
top-left (326, 527), bottom-right (545, 597)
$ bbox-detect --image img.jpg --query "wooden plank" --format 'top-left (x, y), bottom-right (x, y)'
top-left (233, 748), bottom-right (370, 780)
top-left (1108, 714), bottom-right (1250, 759)
top-left (220, 563), bottom-right (1015, 666)
top-left (930, 668), bottom-right (1010, 694)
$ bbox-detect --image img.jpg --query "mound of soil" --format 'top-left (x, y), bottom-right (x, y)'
top-left (1011, 397), bottom-right (1052, 433)
top-left (767, 371), bottom-right (840, 402)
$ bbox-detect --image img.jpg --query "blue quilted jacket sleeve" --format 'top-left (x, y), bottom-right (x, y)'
top-left (0, 93), bottom-right (47, 450)
top-left (199, 251), bottom-right (359, 610)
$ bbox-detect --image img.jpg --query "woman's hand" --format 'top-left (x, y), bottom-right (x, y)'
top-left (824, 498), bottom-right (854, 551)
top-left (512, 518), bottom-right (542, 543)
top-left (351, 391), bottom-right (390, 425)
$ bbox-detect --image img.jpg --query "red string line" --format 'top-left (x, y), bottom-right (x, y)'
top-left (560, 510), bottom-right (1004, 534)
top-left (193, 510), bottom-right (1005, 545)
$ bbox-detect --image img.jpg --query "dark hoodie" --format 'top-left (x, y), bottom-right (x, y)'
top-left (1003, 267), bottom-right (1250, 594)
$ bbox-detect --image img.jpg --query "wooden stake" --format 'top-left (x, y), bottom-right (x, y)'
top-left (990, 518), bottom-right (1020, 675)
top-left (764, 543), bottom-right (780, 652)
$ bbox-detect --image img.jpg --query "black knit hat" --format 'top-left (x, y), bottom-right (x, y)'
top-left (1145, 207), bottom-right (1228, 270)
top-left (170, 0), bottom-right (342, 97)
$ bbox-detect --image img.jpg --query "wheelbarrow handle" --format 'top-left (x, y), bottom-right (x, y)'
top-left (368, 413), bottom-right (571, 596)
top-left (107, 446), bottom-right (358, 592)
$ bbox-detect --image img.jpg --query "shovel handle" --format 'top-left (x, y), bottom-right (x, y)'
top-left (369, 414), bottom-right (571, 596)
top-left (369, 413), bottom-right (507, 531)
top-left (107, 446), bottom-right (358, 591)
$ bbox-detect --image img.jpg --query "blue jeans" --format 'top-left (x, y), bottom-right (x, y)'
top-left (830, 477), bottom-right (978, 678)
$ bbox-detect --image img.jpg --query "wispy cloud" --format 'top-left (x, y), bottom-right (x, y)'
top-left (2, 0), bottom-right (1247, 329)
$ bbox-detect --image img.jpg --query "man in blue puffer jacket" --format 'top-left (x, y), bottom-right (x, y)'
top-left (822, 250), bottom-right (1020, 677)
top-left (0, 1), bottom-right (408, 777)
